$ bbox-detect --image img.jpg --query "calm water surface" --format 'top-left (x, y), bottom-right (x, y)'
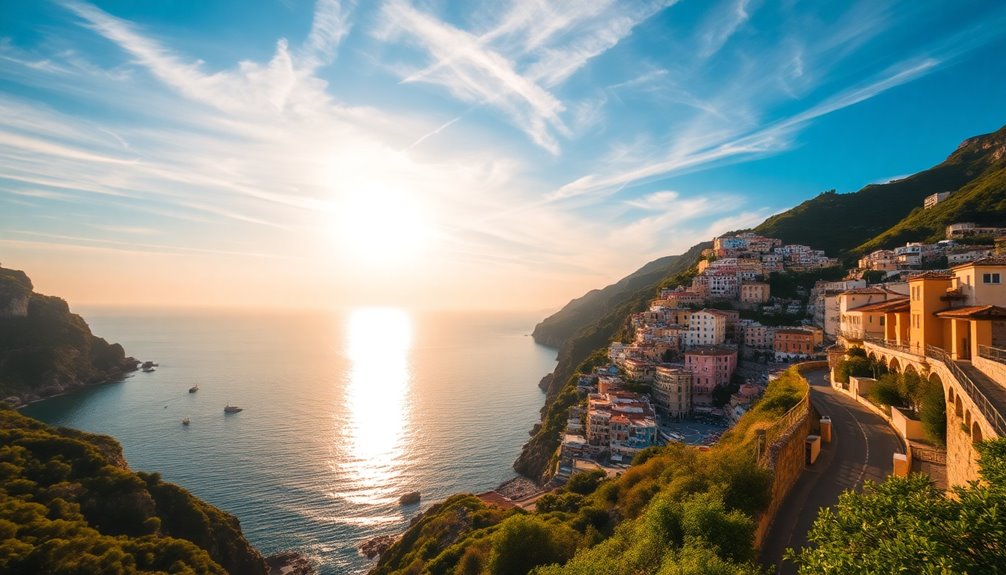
top-left (22, 308), bottom-right (556, 574)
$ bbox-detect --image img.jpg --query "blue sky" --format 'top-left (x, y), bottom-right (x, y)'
top-left (1, 0), bottom-right (1005, 310)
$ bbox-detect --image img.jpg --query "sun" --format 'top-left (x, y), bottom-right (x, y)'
top-left (330, 183), bottom-right (432, 266)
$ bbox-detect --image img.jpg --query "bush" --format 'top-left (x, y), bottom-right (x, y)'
top-left (869, 374), bottom-right (904, 407)
top-left (486, 515), bottom-right (578, 575)
top-left (567, 470), bottom-right (606, 495)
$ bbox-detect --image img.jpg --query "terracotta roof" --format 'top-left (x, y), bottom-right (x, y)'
top-left (476, 491), bottom-right (517, 509)
top-left (951, 256), bottom-right (1006, 269)
top-left (775, 328), bottom-right (814, 335)
top-left (908, 270), bottom-right (953, 280)
top-left (841, 287), bottom-right (890, 295)
top-left (848, 297), bottom-right (910, 313)
top-left (699, 308), bottom-right (732, 316)
top-left (934, 305), bottom-right (1006, 320)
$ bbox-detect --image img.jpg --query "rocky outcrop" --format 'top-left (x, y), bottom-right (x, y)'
top-left (0, 267), bottom-right (31, 318)
top-left (0, 266), bottom-right (138, 405)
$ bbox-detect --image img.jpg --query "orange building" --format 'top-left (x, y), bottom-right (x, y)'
top-left (881, 258), bottom-right (1006, 358)
top-left (774, 328), bottom-right (816, 358)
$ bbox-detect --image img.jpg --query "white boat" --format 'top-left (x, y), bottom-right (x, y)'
top-left (224, 405), bottom-right (243, 414)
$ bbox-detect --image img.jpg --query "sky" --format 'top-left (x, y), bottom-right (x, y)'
top-left (1, 0), bottom-right (1005, 311)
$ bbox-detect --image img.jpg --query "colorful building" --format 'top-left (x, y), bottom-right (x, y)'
top-left (684, 346), bottom-right (738, 406)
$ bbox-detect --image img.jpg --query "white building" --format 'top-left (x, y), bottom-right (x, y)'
top-left (684, 309), bottom-right (728, 347)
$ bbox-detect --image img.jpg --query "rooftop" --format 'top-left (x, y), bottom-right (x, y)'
top-left (848, 297), bottom-right (910, 313)
top-left (935, 305), bottom-right (1006, 320)
top-left (908, 270), bottom-right (954, 280)
top-left (951, 256), bottom-right (1006, 269)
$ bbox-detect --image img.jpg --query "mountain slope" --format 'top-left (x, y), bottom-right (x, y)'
top-left (856, 131), bottom-right (1006, 252)
top-left (532, 244), bottom-right (708, 349)
top-left (754, 123), bottom-right (1006, 259)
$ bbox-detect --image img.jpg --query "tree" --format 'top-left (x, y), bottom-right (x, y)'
top-left (486, 515), bottom-right (578, 575)
top-left (789, 439), bottom-right (1006, 574)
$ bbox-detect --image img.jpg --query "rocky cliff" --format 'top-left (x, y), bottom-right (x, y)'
top-left (0, 265), bottom-right (138, 405)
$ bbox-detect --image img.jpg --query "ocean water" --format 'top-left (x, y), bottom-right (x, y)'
top-left (21, 308), bottom-right (557, 574)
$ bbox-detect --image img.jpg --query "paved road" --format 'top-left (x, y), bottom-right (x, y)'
top-left (760, 368), bottom-right (904, 574)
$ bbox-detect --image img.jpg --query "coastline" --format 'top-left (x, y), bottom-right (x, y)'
top-left (5, 367), bottom-right (139, 410)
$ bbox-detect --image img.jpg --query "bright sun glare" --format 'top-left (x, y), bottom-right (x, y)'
top-left (332, 184), bottom-right (431, 267)
top-left (340, 307), bottom-right (412, 504)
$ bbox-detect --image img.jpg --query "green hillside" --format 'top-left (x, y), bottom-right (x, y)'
top-left (531, 243), bottom-right (709, 349)
top-left (0, 407), bottom-right (268, 574)
top-left (857, 139), bottom-right (1006, 252)
top-left (755, 124), bottom-right (1006, 259)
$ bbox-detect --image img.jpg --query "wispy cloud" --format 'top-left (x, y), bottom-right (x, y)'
top-left (699, 0), bottom-right (753, 59)
top-left (550, 54), bottom-right (947, 202)
top-left (375, 0), bottom-right (673, 154)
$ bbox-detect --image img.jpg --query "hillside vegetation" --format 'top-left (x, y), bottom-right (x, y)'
top-left (372, 367), bottom-right (810, 575)
top-left (0, 266), bottom-right (138, 405)
top-left (755, 123), bottom-right (1006, 260)
top-left (790, 439), bottom-right (1006, 574)
top-left (0, 407), bottom-right (268, 574)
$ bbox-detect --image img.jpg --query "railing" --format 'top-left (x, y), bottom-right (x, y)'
top-left (979, 345), bottom-right (1006, 366)
top-left (757, 394), bottom-right (810, 466)
top-left (863, 336), bottom-right (917, 356)
top-left (926, 344), bottom-right (1006, 437)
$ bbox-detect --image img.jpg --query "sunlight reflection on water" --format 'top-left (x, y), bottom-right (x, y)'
top-left (340, 308), bottom-right (412, 505)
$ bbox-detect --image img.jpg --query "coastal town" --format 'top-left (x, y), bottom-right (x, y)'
top-left (550, 204), bottom-right (1006, 483)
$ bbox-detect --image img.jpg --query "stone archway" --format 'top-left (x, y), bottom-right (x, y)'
top-left (955, 395), bottom-right (963, 418)
top-left (889, 357), bottom-right (901, 374)
top-left (973, 422), bottom-right (984, 443)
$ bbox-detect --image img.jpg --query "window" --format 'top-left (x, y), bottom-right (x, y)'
top-left (983, 273), bottom-right (1001, 284)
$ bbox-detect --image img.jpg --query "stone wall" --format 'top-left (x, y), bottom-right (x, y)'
top-left (753, 360), bottom-right (826, 548)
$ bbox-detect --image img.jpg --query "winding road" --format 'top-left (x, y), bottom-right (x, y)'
top-left (760, 367), bottom-right (904, 574)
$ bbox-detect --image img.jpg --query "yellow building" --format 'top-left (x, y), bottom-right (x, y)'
top-left (901, 258), bottom-right (1006, 358)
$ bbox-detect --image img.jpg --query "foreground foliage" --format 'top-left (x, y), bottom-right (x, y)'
top-left (789, 439), bottom-right (1006, 574)
top-left (372, 369), bottom-right (815, 575)
top-left (0, 408), bottom-right (266, 574)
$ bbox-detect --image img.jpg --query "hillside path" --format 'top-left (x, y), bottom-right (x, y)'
top-left (759, 367), bottom-right (903, 574)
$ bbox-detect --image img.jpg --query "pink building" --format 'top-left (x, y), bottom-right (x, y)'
top-left (684, 346), bottom-right (738, 406)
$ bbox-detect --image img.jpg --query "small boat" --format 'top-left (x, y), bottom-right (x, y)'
top-left (182, 417), bottom-right (190, 425)
top-left (189, 385), bottom-right (199, 393)
top-left (142, 366), bottom-right (155, 373)
top-left (224, 405), bottom-right (243, 414)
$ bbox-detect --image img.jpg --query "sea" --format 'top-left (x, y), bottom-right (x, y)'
top-left (21, 307), bottom-right (558, 574)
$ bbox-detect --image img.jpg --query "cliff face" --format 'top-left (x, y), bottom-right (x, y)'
top-left (0, 267), bottom-right (32, 318)
top-left (0, 266), bottom-right (138, 405)
top-left (0, 407), bottom-right (269, 574)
